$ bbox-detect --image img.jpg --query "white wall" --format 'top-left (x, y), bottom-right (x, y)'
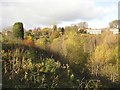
top-left (110, 28), bottom-right (119, 34)
top-left (87, 29), bottom-right (101, 34)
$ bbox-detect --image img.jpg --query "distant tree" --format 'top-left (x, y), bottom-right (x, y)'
top-left (78, 22), bottom-right (88, 29)
top-left (109, 20), bottom-right (118, 28)
top-left (49, 30), bottom-right (60, 41)
top-left (25, 30), bottom-right (32, 36)
top-left (61, 27), bottom-right (65, 35)
top-left (78, 28), bottom-right (87, 34)
top-left (2, 26), bottom-right (12, 33)
top-left (53, 25), bottom-right (57, 32)
top-left (13, 22), bottom-right (24, 39)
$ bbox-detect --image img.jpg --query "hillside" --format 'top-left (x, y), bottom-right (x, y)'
top-left (1, 24), bottom-right (120, 89)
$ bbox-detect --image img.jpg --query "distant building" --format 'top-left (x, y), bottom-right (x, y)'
top-left (4, 31), bottom-right (12, 36)
top-left (87, 29), bottom-right (102, 34)
top-left (110, 28), bottom-right (119, 34)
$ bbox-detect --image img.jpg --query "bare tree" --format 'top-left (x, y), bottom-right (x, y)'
top-left (77, 22), bottom-right (88, 29)
top-left (109, 20), bottom-right (118, 28)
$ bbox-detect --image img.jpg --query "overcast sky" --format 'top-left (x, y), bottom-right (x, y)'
top-left (0, 0), bottom-right (119, 31)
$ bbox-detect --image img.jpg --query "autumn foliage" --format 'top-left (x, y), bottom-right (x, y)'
top-left (1, 22), bottom-right (120, 88)
top-left (24, 39), bottom-right (34, 46)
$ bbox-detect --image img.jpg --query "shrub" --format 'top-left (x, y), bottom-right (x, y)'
top-left (24, 40), bottom-right (35, 46)
top-left (35, 38), bottom-right (48, 50)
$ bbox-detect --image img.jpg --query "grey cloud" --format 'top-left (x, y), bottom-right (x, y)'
top-left (1, 0), bottom-right (117, 29)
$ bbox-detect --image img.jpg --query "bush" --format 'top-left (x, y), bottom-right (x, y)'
top-left (35, 38), bottom-right (48, 50)
top-left (24, 40), bottom-right (35, 47)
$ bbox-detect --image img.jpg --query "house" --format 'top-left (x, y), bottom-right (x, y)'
top-left (4, 31), bottom-right (12, 36)
top-left (87, 29), bottom-right (102, 34)
top-left (110, 28), bottom-right (119, 34)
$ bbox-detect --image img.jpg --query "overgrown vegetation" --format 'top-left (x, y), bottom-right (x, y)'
top-left (1, 22), bottom-right (120, 89)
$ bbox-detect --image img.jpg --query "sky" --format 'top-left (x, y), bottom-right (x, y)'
top-left (0, 0), bottom-right (119, 31)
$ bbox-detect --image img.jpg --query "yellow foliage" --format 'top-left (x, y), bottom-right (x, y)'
top-left (27, 35), bottom-right (32, 40)
top-left (23, 59), bottom-right (33, 71)
top-left (50, 37), bottom-right (62, 53)
top-left (35, 38), bottom-right (47, 49)
top-left (91, 44), bottom-right (113, 64)
top-left (49, 31), bottom-right (60, 41)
